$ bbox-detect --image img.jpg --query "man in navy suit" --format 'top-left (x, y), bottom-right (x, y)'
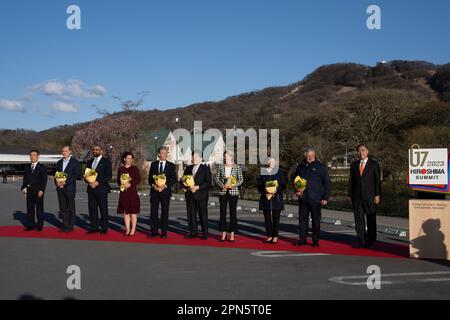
top-left (85, 145), bottom-right (112, 234)
top-left (21, 150), bottom-right (48, 231)
top-left (55, 146), bottom-right (81, 232)
top-left (180, 150), bottom-right (212, 240)
top-left (148, 146), bottom-right (177, 238)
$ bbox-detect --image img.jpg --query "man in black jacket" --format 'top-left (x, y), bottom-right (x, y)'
top-left (293, 149), bottom-right (331, 247)
top-left (55, 146), bottom-right (81, 232)
top-left (85, 145), bottom-right (112, 234)
top-left (348, 144), bottom-right (381, 249)
top-left (181, 150), bottom-right (212, 240)
top-left (21, 150), bottom-right (48, 231)
top-left (148, 146), bottom-right (177, 238)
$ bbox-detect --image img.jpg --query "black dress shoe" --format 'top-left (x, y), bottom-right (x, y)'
top-left (36, 226), bottom-right (43, 232)
top-left (59, 228), bottom-right (69, 233)
top-left (200, 234), bottom-right (208, 240)
top-left (161, 234), bottom-right (167, 239)
top-left (149, 233), bottom-right (159, 238)
top-left (100, 229), bottom-right (108, 235)
top-left (312, 243), bottom-right (319, 247)
top-left (294, 240), bottom-right (307, 246)
top-left (24, 227), bottom-right (35, 231)
top-left (86, 229), bottom-right (100, 234)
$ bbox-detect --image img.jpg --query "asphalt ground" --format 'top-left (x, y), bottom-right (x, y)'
top-left (0, 180), bottom-right (449, 300)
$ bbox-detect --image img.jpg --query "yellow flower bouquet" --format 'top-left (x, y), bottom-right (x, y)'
top-left (181, 174), bottom-right (195, 189)
top-left (153, 173), bottom-right (167, 188)
top-left (84, 168), bottom-right (97, 183)
top-left (55, 171), bottom-right (68, 184)
top-left (120, 173), bottom-right (132, 192)
top-left (265, 180), bottom-right (279, 200)
top-left (225, 175), bottom-right (238, 188)
top-left (294, 176), bottom-right (307, 192)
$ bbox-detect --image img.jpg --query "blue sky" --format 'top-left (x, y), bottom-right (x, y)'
top-left (1, 0), bottom-right (449, 131)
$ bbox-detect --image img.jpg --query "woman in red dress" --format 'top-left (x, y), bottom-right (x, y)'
top-left (117, 152), bottom-right (141, 236)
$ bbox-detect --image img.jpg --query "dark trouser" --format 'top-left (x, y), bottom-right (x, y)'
top-left (150, 191), bottom-right (171, 235)
top-left (299, 202), bottom-right (321, 244)
top-left (26, 190), bottom-right (44, 228)
top-left (218, 192), bottom-right (238, 232)
top-left (186, 194), bottom-right (208, 235)
top-left (263, 210), bottom-right (281, 237)
top-left (57, 189), bottom-right (76, 230)
top-left (87, 188), bottom-right (109, 231)
top-left (353, 199), bottom-right (377, 246)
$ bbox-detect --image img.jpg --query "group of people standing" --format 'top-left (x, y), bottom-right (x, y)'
top-left (21, 143), bottom-right (381, 249)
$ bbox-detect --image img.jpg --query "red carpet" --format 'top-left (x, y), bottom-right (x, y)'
top-left (0, 226), bottom-right (409, 259)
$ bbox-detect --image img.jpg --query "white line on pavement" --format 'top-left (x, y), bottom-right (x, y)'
top-left (329, 271), bottom-right (450, 286)
top-left (251, 251), bottom-right (330, 258)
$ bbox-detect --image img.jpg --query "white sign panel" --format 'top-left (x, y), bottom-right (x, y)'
top-left (409, 148), bottom-right (448, 185)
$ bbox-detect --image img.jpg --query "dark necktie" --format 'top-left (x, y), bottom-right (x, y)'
top-left (159, 162), bottom-right (163, 173)
top-left (31, 164), bottom-right (35, 173)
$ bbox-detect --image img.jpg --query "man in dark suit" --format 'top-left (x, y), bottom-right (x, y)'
top-left (55, 146), bottom-right (81, 232)
top-left (181, 150), bottom-right (212, 240)
top-left (348, 144), bottom-right (381, 249)
top-left (85, 145), bottom-right (112, 234)
top-left (148, 146), bottom-right (177, 238)
top-left (21, 150), bottom-right (48, 231)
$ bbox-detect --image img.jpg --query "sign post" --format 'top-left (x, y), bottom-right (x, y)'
top-left (408, 147), bottom-right (449, 261)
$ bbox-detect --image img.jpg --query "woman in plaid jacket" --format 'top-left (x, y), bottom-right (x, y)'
top-left (215, 150), bottom-right (244, 242)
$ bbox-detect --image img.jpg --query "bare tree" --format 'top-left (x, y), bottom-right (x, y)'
top-left (112, 91), bottom-right (150, 112)
top-left (72, 114), bottom-right (146, 172)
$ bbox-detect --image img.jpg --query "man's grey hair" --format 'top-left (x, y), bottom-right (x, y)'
top-left (265, 156), bottom-right (276, 164)
top-left (304, 148), bottom-right (316, 155)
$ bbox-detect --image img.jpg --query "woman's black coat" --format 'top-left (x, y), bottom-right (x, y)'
top-left (257, 168), bottom-right (286, 212)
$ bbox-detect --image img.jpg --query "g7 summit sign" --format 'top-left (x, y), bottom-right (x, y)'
top-left (409, 148), bottom-right (448, 185)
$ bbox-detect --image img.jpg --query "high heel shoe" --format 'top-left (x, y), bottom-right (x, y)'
top-left (263, 238), bottom-right (273, 244)
top-left (129, 231), bottom-right (136, 237)
top-left (123, 230), bottom-right (131, 236)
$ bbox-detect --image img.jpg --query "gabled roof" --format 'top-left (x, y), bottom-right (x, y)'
top-left (142, 129), bottom-right (226, 161)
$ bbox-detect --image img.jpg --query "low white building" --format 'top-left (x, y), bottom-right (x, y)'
top-left (0, 146), bottom-right (60, 174)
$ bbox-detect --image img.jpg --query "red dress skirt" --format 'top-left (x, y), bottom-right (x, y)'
top-left (117, 165), bottom-right (141, 214)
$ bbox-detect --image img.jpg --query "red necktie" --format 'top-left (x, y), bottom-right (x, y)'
top-left (359, 161), bottom-right (365, 176)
